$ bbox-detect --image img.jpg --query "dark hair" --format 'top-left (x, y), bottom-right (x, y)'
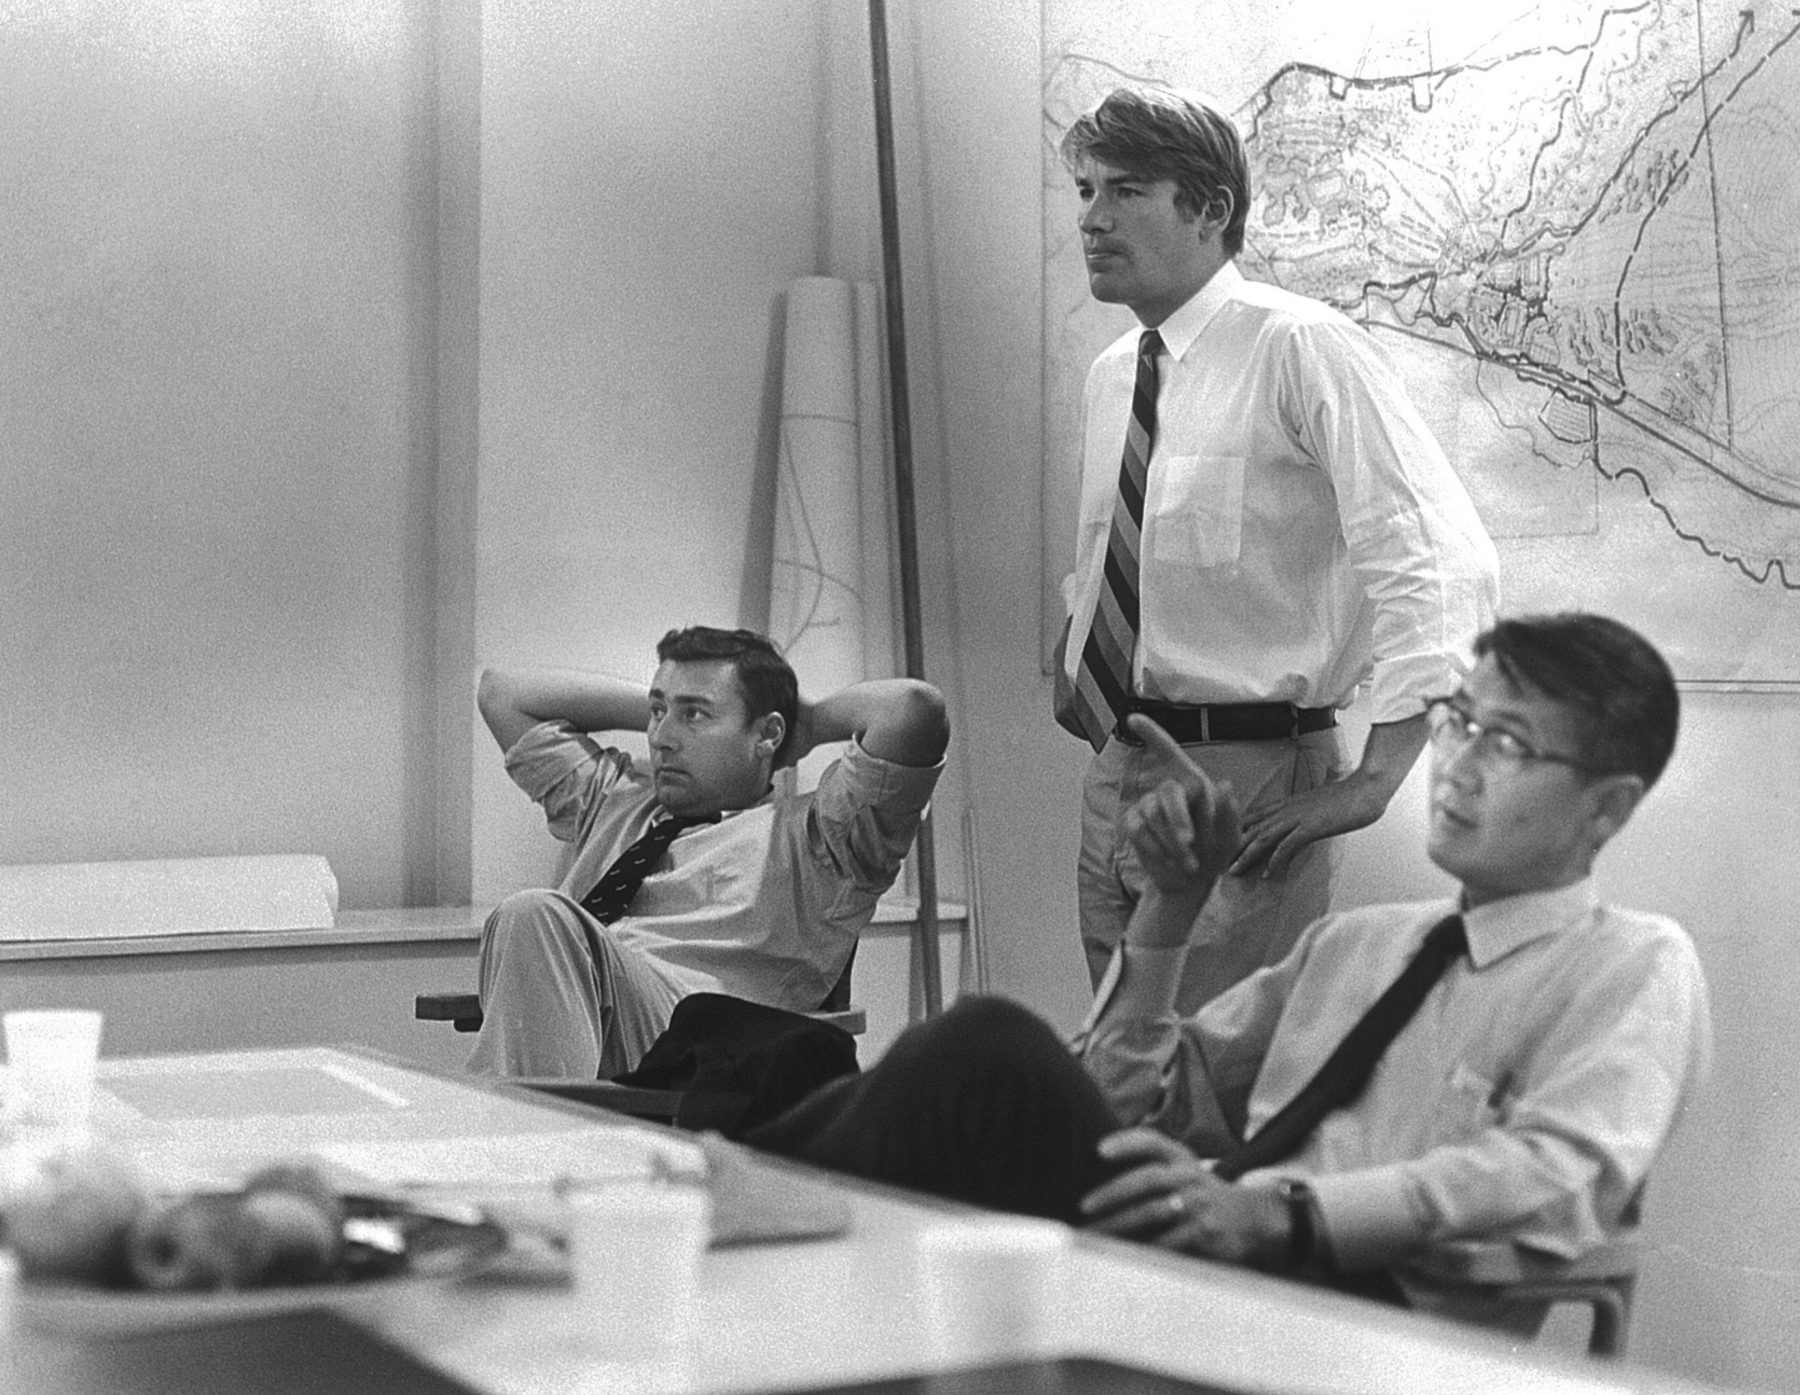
top-left (656, 626), bottom-right (799, 761)
top-left (1475, 614), bottom-right (1679, 790)
top-left (1060, 87), bottom-right (1251, 257)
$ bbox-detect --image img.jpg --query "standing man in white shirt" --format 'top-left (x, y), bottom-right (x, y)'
top-left (1055, 86), bottom-right (1500, 1012)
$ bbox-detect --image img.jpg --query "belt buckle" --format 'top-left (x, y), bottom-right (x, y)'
top-left (1118, 704), bottom-right (1170, 745)
top-left (1123, 703), bottom-right (1212, 745)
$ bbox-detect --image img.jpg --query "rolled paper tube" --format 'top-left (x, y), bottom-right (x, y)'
top-left (773, 277), bottom-right (869, 791)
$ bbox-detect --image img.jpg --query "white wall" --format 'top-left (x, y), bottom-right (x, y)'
top-left (0, 2), bottom-right (444, 909)
top-left (887, 0), bottom-right (1096, 1025)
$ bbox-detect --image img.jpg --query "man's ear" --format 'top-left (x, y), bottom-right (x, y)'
top-left (1586, 773), bottom-right (1647, 854)
top-left (1197, 191), bottom-right (1233, 240)
top-left (756, 711), bottom-right (786, 758)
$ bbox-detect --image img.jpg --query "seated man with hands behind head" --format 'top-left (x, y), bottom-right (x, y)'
top-left (751, 613), bottom-right (1710, 1334)
top-left (467, 625), bottom-right (947, 1080)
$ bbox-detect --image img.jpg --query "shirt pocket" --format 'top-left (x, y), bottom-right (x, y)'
top-left (1148, 454), bottom-right (1245, 569)
top-left (1432, 1062), bottom-right (1505, 1143)
top-left (637, 862), bottom-right (717, 919)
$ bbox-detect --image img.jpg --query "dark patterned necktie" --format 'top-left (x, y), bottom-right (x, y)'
top-left (1213, 914), bottom-right (1469, 1182)
top-left (1069, 328), bottom-right (1163, 752)
top-left (579, 813), bottom-right (720, 924)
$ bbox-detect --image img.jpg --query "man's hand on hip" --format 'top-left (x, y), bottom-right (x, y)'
top-left (1230, 712), bottom-right (1429, 878)
top-left (1230, 774), bottom-right (1389, 878)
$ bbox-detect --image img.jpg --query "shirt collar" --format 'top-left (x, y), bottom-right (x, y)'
top-left (1460, 878), bottom-right (1601, 969)
top-left (1150, 260), bottom-right (1244, 363)
top-left (649, 808), bottom-right (724, 830)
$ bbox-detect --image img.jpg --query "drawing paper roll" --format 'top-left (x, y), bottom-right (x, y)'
top-left (772, 278), bottom-right (869, 790)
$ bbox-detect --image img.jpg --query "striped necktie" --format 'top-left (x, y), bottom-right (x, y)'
top-left (579, 813), bottom-right (720, 924)
top-left (1213, 914), bottom-right (1469, 1181)
top-left (1070, 328), bottom-right (1163, 752)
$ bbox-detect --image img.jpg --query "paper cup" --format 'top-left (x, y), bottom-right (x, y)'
top-left (2, 1010), bottom-right (103, 1136)
top-left (915, 1215), bottom-right (1071, 1364)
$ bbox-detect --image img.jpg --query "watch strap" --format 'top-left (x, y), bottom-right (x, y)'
top-left (1278, 1178), bottom-right (1316, 1271)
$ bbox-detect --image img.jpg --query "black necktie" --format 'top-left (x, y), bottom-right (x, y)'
top-left (1213, 914), bottom-right (1468, 1182)
top-left (1069, 329), bottom-right (1163, 751)
top-left (579, 813), bottom-right (720, 924)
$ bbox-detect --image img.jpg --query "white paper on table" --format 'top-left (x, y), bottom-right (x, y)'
top-left (314, 1129), bottom-right (705, 1191)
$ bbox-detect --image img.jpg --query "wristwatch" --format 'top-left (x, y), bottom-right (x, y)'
top-left (1276, 1177), bottom-right (1317, 1271)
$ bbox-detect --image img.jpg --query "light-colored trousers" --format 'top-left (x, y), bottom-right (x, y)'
top-left (464, 889), bottom-right (693, 1079)
top-left (1078, 727), bottom-right (1347, 1016)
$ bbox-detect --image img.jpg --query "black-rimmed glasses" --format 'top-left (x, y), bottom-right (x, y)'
top-left (1424, 698), bottom-right (1593, 776)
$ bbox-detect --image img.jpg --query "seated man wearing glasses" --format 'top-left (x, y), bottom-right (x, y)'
top-left (750, 612), bottom-right (1711, 1329)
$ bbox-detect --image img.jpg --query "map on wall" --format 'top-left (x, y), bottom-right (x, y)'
top-left (1042, 0), bottom-right (1800, 685)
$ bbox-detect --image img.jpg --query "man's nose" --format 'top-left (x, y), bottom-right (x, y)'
top-left (649, 713), bottom-right (678, 749)
top-left (1435, 739), bottom-right (1484, 791)
top-left (1079, 199), bottom-right (1110, 234)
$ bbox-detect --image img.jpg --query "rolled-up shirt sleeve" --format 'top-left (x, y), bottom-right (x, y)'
top-left (1071, 943), bottom-right (1297, 1159)
top-left (502, 721), bottom-right (636, 843)
top-left (1283, 318), bottom-right (1500, 724)
top-left (806, 736), bottom-right (944, 894)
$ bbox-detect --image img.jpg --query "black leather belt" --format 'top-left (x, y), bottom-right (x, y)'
top-left (1114, 700), bottom-right (1337, 745)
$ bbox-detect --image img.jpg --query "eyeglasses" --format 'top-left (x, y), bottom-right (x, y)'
top-left (1424, 698), bottom-right (1592, 776)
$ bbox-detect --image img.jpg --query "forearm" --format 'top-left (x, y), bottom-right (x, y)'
top-left (1075, 892), bottom-right (1217, 1140)
top-left (1074, 956), bottom-right (1191, 1133)
top-left (799, 679), bottom-right (948, 768)
top-left (1075, 954), bottom-right (1236, 1150)
top-left (477, 667), bottom-right (652, 753)
top-left (1093, 843), bottom-right (1216, 1020)
top-left (1340, 712), bottom-right (1429, 814)
top-left (1310, 1127), bottom-right (1604, 1272)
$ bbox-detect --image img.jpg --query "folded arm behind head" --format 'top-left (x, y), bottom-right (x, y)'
top-left (783, 679), bottom-right (950, 771)
top-left (476, 666), bottom-right (654, 755)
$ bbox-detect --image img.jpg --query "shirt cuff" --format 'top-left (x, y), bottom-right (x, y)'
top-left (1076, 943), bottom-right (1187, 1038)
top-left (1366, 651), bottom-right (1474, 725)
top-left (1309, 1167), bottom-right (1424, 1273)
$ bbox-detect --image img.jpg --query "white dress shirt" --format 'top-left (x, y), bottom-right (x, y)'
top-left (1062, 262), bottom-right (1499, 724)
top-left (1073, 880), bottom-right (1713, 1273)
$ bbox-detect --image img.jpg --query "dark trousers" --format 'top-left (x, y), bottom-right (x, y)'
top-left (745, 995), bottom-right (1125, 1226)
top-left (746, 994), bottom-right (1412, 1311)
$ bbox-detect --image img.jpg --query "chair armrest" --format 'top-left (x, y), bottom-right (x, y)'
top-left (1405, 1234), bottom-right (1644, 1286)
top-left (415, 993), bottom-right (863, 1036)
top-left (514, 1077), bottom-right (689, 1123)
top-left (416, 992), bottom-right (483, 1030)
